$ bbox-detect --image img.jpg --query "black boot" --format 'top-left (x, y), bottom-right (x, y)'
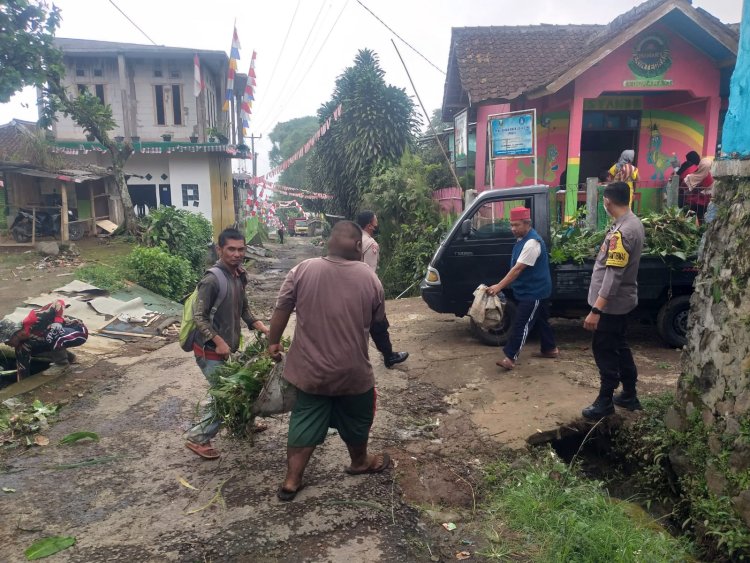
top-left (613, 391), bottom-right (642, 411)
top-left (582, 395), bottom-right (615, 419)
top-left (385, 351), bottom-right (409, 368)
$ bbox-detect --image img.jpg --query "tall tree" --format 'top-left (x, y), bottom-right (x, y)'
top-left (307, 49), bottom-right (418, 218)
top-left (268, 116), bottom-right (319, 189)
top-left (2, 0), bottom-right (138, 233)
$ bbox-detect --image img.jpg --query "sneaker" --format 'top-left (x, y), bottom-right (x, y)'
top-left (613, 392), bottom-right (643, 411)
top-left (385, 351), bottom-right (409, 368)
top-left (582, 396), bottom-right (615, 419)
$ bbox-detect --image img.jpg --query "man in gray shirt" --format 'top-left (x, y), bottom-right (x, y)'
top-left (582, 182), bottom-right (645, 419)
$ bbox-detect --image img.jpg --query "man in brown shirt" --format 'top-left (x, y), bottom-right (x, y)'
top-left (268, 221), bottom-right (391, 501)
top-left (582, 182), bottom-right (645, 419)
top-left (185, 228), bottom-right (269, 459)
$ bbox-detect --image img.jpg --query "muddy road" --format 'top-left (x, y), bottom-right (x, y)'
top-left (0, 236), bottom-right (682, 562)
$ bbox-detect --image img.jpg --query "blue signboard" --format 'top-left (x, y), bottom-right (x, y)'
top-left (490, 112), bottom-right (534, 158)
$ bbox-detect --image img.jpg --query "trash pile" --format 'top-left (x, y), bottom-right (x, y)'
top-left (209, 336), bottom-right (294, 437)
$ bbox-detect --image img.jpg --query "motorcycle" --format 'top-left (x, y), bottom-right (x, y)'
top-left (10, 208), bottom-right (84, 243)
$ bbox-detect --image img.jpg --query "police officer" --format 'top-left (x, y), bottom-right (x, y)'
top-left (582, 181), bottom-right (645, 419)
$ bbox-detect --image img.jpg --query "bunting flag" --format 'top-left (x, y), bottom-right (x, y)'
top-left (241, 50), bottom-right (257, 139)
top-left (245, 178), bottom-right (332, 200)
top-left (223, 25), bottom-right (241, 112)
top-left (193, 54), bottom-right (204, 97)
top-left (253, 104), bottom-right (343, 181)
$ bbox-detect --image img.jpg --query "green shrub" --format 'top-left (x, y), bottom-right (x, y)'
top-left (126, 246), bottom-right (194, 301)
top-left (138, 207), bottom-right (213, 275)
top-left (75, 263), bottom-right (126, 291)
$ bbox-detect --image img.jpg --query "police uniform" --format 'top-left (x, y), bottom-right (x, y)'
top-left (588, 210), bottom-right (645, 401)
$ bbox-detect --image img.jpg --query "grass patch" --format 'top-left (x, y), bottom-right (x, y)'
top-left (75, 236), bottom-right (136, 291)
top-left (479, 451), bottom-right (694, 562)
top-left (75, 263), bottom-right (127, 291)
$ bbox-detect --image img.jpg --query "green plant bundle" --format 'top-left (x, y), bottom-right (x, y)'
top-left (551, 208), bottom-right (703, 264)
top-left (209, 337), bottom-right (290, 437)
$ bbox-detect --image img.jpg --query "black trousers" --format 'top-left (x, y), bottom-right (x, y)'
top-left (370, 316), bottom-right (393, 358)
top-left (592, 313), bottom-right (638, 396)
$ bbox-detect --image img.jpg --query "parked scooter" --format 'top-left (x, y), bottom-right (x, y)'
top-left (10, 208), bottom-right (84, 243)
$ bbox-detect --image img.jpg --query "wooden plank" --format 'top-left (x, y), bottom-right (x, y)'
top-left (98, 329), bottom-right (153, 338)
top-left (61, 182), bottom-right (69, 242)
top-left (96, 219), bottom-right (119, 234)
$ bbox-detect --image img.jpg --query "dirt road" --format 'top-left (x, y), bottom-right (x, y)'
top-left (0, 236), bottom-right (682, 561)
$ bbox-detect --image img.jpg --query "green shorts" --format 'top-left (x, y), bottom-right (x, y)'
top-left (287, 387), bottom-right (376, 448)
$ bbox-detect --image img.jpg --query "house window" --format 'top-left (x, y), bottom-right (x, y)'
top-left (77, 84), bottom-right (87, 95)
top-left (155, 85), bottom-right (166, 125)
top-left (93, 68), bottom-right (103, 77)
top-left (76, 68), bottom-right (85, 77)
top-left (94, 84), bottom-right (105, 105)
top-left (153, 69), bottom-right (163, 78)
top-left (172, 85), bottom-right (182, 125)
top-left (182, 184), bottom-right (199, 207)
top-left (169, 69), bottom-right (181, 79)
top-left (155, 84), bottom-right (182, 126)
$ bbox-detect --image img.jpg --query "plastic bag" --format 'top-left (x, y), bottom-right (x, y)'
top-left (252, 356), bottom-right (298, 416)
top-left (467, 284), bottom-right (505, 330)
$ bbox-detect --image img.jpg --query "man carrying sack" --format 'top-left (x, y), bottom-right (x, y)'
top-left (487, 206), bottom-right (558, 370)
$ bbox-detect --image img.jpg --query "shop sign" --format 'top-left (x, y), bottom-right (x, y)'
top-left (623, 34), bottom-right (673, 88)
top-left (583, 97), bottom-right (644, 111)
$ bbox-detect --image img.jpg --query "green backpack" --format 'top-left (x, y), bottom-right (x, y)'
top-left (179, 267), bottom-right (228, 352)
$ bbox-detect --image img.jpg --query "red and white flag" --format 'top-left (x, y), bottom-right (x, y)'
top-left (193, 54), bottom-right (204, 97)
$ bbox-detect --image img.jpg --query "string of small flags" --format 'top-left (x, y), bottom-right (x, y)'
top-left (223, 25), bottom-right (241, 112)
top-left (252, 104), bottom-right (343, 181)
top-left (248, 177), bottom-right (332, 200)
top-left (241, 51), bottom-right (256, 139)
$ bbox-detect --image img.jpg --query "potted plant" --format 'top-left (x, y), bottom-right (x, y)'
top-left (115, 135), bottom-right (125, 143)
top-left (189, 134), bottom-right (199, 143)
top-left (207, 127), bottom-right (220, 143)
top-left (86, 133), bottom-right (96, 142)
top-left (161, 132), bottom-right (173, 142)
top-left (130, 135), bottom-right (140, 143)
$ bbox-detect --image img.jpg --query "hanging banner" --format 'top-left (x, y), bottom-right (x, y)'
top-left (489, 110), bottom-right (536, 158)
top-left (454, 109), bottom-right (468, 163)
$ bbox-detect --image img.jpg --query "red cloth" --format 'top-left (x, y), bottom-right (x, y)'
top-left (193, 343), bottom-right (225, 361)
top-left (510, 207), bottom-right (530, 221)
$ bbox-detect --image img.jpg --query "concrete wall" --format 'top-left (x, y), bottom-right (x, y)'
top-left (167, 153), bottom-right (213, 220)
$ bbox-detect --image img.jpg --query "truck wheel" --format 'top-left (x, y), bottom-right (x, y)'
top-left (469, 300), bottom-right (517, 346)
top-left (656, 295), bottom-right (691, 348)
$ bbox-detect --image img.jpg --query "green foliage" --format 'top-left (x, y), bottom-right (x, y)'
top-left (0, 398), bottom-right (57, 441)
top-left (209, 337), bottom-right (290, 437)
top-left (550, 207), bottom-right (703, 264)
top-left (138, 207), bottom-right (213, 276)
top-left (76, 263), bottom-right (126, 291)
top-left (0, 0), bottom-right (62, 103)
top-left (126, 246), bottom-right (195, 301)
top-left (363, 152), bottom-right (447, 297)
top-left (25, 536), bottom-right (76, 560)
top-left (613, 394), bottom-right (750, 560)
top-left (269, 116), bottom-right (319, 188)
top-left (244, 215), bottom-right (269, 246)
top-left (480, 451), bottom-right (694, 561)
top-left (307, 49), bottom-right (419, 217)
top-left (59, 431), bottom-right (99, 445)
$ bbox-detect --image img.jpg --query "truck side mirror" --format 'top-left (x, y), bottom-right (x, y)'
top-left (461, 219), bottom-right (472, 237)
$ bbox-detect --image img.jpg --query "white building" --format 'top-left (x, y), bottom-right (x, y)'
top-left (47, 38), bottom-right (249, 236)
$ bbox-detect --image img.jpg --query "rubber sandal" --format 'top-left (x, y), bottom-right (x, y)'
top-left (496, 357), bottom-right (515, 370)
top-left (185, 441), bottom-right (220, 460)
top-left (345, 452), bottom-right (391, 475)
top-left (276, 484), bottom-right (305, 502)
top-left (532, 349), bottom-right (559, 359)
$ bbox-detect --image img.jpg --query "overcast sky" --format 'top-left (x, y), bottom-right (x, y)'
top-left (1, 0), bottom-right (741, 174)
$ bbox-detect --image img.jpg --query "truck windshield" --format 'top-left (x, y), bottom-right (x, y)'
top-left (466, 198), bottom-right (532, 240)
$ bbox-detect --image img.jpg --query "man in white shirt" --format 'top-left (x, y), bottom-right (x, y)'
top-left (486, 206), bottom-right (558, 370)
top-left (356, 211), bottom-right (408, 369)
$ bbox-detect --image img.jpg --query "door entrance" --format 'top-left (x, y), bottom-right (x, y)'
top-left (158, 184), bottom-right (172, 206)
top-left (579, 111), bottom-right (640, 185)
top-left (127, 184), bottom-right (157, 217)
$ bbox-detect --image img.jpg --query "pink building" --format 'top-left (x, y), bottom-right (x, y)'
top-left (441, 0), bottom-right (738, 218)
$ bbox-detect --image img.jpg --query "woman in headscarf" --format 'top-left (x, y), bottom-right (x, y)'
top-left (684, 158), bottom-right (715, 223)
top-left (607, 149), bottom-right (639, 207)
top-left (676, 151), bottom-right (702, 208)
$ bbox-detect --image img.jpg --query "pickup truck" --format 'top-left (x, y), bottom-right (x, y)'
top-left (420, 185), bottom-right (696, 348)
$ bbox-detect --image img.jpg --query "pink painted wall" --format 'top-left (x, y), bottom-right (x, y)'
top-left (474, 22), bottom-right (723, 193)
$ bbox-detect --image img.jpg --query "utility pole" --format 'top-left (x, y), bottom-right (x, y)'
top-left (247, 133), bottom-right (262, 202)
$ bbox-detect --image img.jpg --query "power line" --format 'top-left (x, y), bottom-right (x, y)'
top-left (255, 0), bottom-right (329, 133)
top-left (355, 0), bottom-right (445, 75)
top-left (259, 0), bottom-right (350, 139)
top-left (262, 0), bottom-right (302, 108)
top-left (107, 0), bottom-right (158, 45)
